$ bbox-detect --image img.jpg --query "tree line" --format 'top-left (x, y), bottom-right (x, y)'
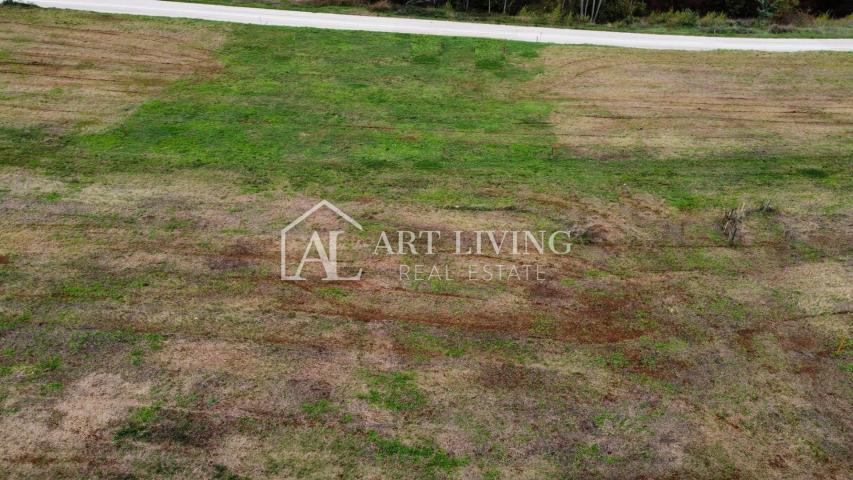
top-left (393, 0), bottom-right (851, 21)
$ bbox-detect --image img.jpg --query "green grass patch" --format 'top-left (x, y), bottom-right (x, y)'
top-left (2, 24), bottom-right (848, 214)
top-left (114, 399), bottom-right (213, 447)
top-left (300, 399), bottom-right (334, 419)
top-left (596, 351), bottom-right (630, 370)
top-left (358, 370), bottom-right (426, 412)
top-left (51, 267), bottom-right (176, 303)
top-left (397, 327), bottom-right (468, 360)
top-left (315, 286), bottom-right (350, 299)
top-left (474, 44), bottom-right (506, 69)
top-left (39, 381), bottom-right (64, 395)
top-left (68, 329), bottom-right (139, 352)
top-left (36, 191), bottom-right (63, 202)
top-left (367, 430), bottom-right (467, 476)
top-left (114, 402), bottom-right (163, 443)
top-left (0, 311), bottom-right (30, 333)
top-left (529, 314), bottom-right (557, 337)
top-left (410, 37), bottom-right (444, 64)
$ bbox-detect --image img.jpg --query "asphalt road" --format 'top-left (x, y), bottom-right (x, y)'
top-left (27, 0), bottom-right (853, 52)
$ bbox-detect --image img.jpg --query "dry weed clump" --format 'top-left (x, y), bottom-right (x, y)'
top-left (720, 201), bottom-right (775, 246)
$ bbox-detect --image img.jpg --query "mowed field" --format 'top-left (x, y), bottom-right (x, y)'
top-left (1, 5), bottom-right (852, 479)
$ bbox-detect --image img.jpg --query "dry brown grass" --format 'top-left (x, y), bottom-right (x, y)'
top-left (0, 372), bottom-right (149, 472)
top-left (1, 165), bottom-right (851, 478)
top-left (527, 47), bottom-right (853, 158)
top-left (776, 261), bottom-right (852, 315)
top-left (0, 9), bottom-right (851, 478)
top-left (0, 9), bottom-right (225, 132)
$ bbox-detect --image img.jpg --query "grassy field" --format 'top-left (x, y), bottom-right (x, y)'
top-left (1, 4), bottom-right (852, 479)
top-left (172, 0), bottom-right (853, 38)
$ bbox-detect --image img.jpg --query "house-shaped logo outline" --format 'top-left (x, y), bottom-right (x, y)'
top-left (280, 200), bottom-right (363, 280)
top-left (280, 200), bottom-right (362, 235)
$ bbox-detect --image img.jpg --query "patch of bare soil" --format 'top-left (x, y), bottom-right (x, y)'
top-left (0, 10), bottom-right (225, 131)
top-left (0, 373), bottom-right (148, 471)
top-left (527, 48), bottom-right (853, 158)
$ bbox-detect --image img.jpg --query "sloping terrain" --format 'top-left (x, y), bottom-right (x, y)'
top-left (0, 6), bottom-right (851, 479)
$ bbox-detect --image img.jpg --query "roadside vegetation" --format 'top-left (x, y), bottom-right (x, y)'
top-left (175, 0), bottom-right (853, 37)
top-left (1, 4), bottom-right (851, 479)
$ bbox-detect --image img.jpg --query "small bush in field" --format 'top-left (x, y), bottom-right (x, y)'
top-left (813, 12), bottom-right (831, 26)
top-left (667, 9), bottom-right (699, 27)
top-left (699, 11), bottom-right (728, 30)
top-left (443, 1), bottom-right (454, 16)
top-left (648, 9), bottom-right (698, 28)
top-left (548, 4), bottom-right (565, 25)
